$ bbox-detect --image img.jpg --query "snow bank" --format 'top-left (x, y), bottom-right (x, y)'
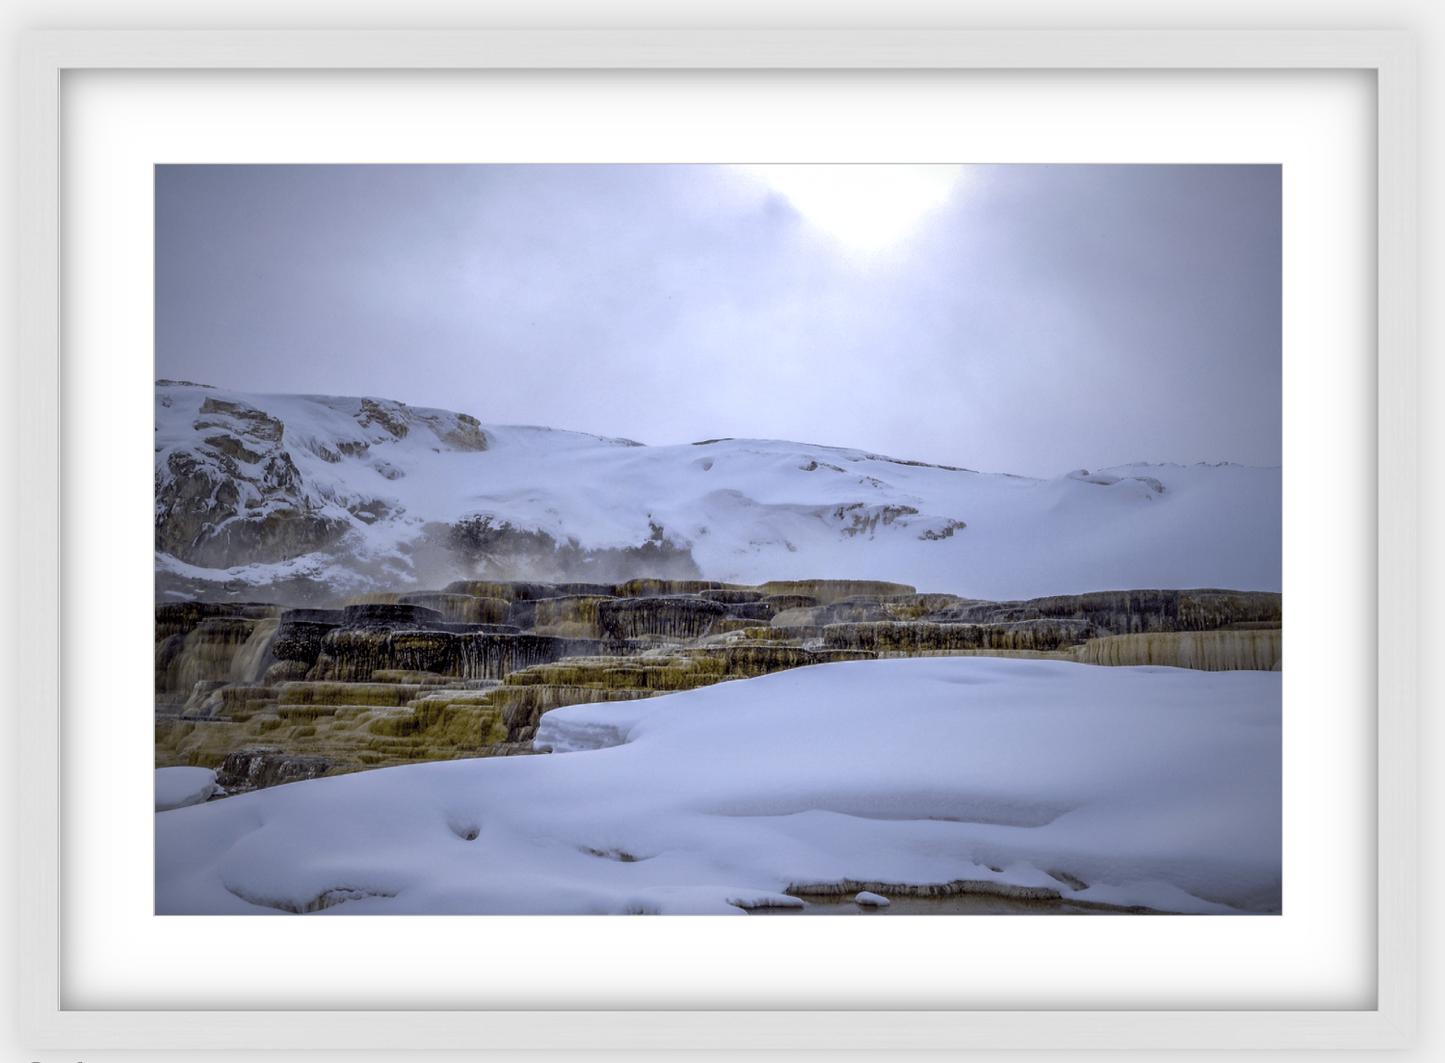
top-left (156, 656), bottom-right (1280, 915)
top-left (155, 766), bottom-right (219, 812)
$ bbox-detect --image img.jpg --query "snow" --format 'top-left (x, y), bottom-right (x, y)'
top-left (155, 766), bottom-right (218, 811)
top-left (156, 656), bottom-right (1280, 915)
top-left (854, 891), bottom-right (891, 907)
top-left (154, 384), bottom-right (1281, 599)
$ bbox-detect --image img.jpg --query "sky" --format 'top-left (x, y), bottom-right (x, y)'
top-left (155, 164), bottom-right (1281, 479)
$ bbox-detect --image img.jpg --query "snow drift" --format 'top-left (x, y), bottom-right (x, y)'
top-left (156, 656), bottom-right (1281, 916)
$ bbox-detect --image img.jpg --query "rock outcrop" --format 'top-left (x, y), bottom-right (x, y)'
top-left (155, 396), bottom-right (349, 567)
top-left (155, 385), bottom-right (494, 573)
top-left (216, 748), bottom-right (334, 793)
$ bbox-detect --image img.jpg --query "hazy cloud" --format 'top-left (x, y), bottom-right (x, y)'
top-left (156, 163), bottom-right (1280, 478)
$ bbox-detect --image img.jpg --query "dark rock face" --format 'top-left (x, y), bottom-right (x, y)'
top-left (339, 603), bottom-right (447, 630)
top-left (279, 608), bottom-right (348, 624)
top-left (305, 625), bottom-right (613, 684)
top-left (272, 620), bottom-right (340, 665)
top-left (457, 634), bottom-right (612, 682)
top-left (216, 748), bottom-right (332, 792)
top-left (700, 589), bottom-right (765, 604)
top-left (921, 589), bottom-right (1281, 635)
top-left (761, 594), bottom-right (820, 612)
top-left (824, 619), bottom-right (1097, 654)
top-left (386, 631), bottom-right (461, 675)
top-left (280, 606), bottom-right (454, 676)
top-left (155, 601), bottom-right (282, 640)
top-left (596, 597), bottom-right (729, 641)
top-left (311, 630), bottom-right (406, 682)
top-left (703, 644), bottom-right (874, 677)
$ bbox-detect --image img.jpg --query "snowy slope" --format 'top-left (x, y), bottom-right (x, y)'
top-left (155, 383), bottom-right (1280, 600)
top-left (155, 656), bottom-right (1281, 915)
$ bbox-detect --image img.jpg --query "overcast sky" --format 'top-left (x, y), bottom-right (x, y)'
top-left (155, 163), bottom-right (1280, 479)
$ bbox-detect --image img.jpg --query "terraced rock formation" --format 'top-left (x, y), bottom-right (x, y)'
top-left (155, 578), bottom-right (1282, 796)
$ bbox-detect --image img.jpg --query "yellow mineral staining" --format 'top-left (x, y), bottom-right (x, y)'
top-left (531, 595), bottom-right (615, 638)
top-left (342, 592), bottom-right (402, 606)
top-left (277, 682), bottom-right (424, 707)
top-left (500, 654), bottom-right (726, 692)
top-left (397, 592), bottom-right (509, 624)
top-left (155, 678), bottom-right (509, 774)
top-left (1073, 629), bottom-right (1282, 671)
top-left (490, 684), bottom-right (662, 737)
top-left (369, 669), bottom-right (454, 685)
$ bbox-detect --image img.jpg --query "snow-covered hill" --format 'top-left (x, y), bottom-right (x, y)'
top-left (155, 382), bottom-right (1280, 601)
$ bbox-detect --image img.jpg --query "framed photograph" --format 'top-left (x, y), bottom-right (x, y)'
top-left (17, 28), bottom-right (1415, 1053)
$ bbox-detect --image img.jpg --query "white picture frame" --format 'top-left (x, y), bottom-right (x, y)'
top-left (15, 28), bottom-right (1416, 1053)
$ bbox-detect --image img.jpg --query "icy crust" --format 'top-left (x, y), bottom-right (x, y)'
top-left (155, 385), bottom-right (1280, 601)
top-left (534, 703), bottom-right (655, 754)
top-left (156, 657), bottom-right (1281, 915)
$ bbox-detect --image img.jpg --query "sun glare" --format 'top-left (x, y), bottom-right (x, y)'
top-left (741, 164), bottom-right (965, 251)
